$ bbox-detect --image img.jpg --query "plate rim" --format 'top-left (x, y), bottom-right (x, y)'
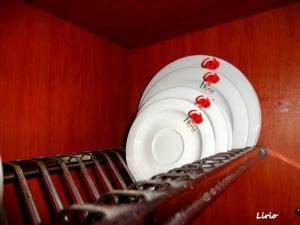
top-left (126, 98), bottom-right (215, 180)
top-left (139, 55), bottom-right (261, 146)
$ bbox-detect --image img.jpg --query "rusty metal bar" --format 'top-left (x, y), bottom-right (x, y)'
top-left (3, 150), bottom-right (126, 182)
top-left (83, 152), bottom-right (119, 204)
top-left (67, 155), bottom-right (100, 200)
top-left (2, 147), bottom-right (267, 225)
top-left (152, 147), bottom-right (267, 225)
top-left (83, 153), bottom-right (114, 193)
top-left (6, 162), bottom-right (41, 225)
top-left (30, 159), bottom-right (64, 213)
top-left (2, 149), bottom-right (131, 225)
top-left (129, 180), bottom-right (170, 191)
top-left (95, 152), bottom-right (128, 190)
top-left (55, 146), bottom-right (267, 225)
top-left (112, 151), bottom-right (135, 182)
top-left (50, 157), bottom-right (84, 205)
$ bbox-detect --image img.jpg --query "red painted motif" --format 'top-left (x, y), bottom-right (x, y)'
top-left (203, 72), bottom-right (220, 85)
top-left (201, 58), bottom-right (220, 70)
top-left (188, 110), bottom-right (203, 124)
top-left (196, 95), bottom-right (211, 108)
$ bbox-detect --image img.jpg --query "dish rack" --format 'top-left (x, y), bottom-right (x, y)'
top-left (1, 146), bottom-right (267, 225)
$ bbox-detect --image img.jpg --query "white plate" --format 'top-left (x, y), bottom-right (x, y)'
top-left (139, 86), bottom-right (232, 153)
top-left (126, 98), bottom-right (215, 180)
top-left (140, 68), bottom-right (249, 148)
top-left (139, 55), bottom-right (261, 147)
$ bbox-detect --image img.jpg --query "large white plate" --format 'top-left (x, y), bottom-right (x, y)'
top-left (139, 86), bottom-right (232, 153)
top-left (140, 68), bottom-right (249, 148)
top-left (126, 98), bottom-right (215, 180)
top-left (139, 55), bottom-right (261, 147)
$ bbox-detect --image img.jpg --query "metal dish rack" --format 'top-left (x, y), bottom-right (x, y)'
top-left (1, 146), bottom-right (267, 225)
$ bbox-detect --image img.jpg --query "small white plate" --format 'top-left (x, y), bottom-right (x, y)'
top-left (140, 68), bottom-right (249, 148)
top-left (126, 98), bottom-right (215, 180)
top-left (139, 86), bottom-right (232, 153)
top-left (139, 55), bottom-right (261, 147)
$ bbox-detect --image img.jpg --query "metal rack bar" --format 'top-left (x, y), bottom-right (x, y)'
top-left (49, 157), bottom-right (84, 205)
top-left (83, 153), bottom-right (115, 192)
top-left (1, 147), bottom-right (267, 225)
top-left (3, 152), bottom-right (117, 182)
top-left (30, 159), bottom-right (64, 213)
top-left (54, 146), bottom-right (267, 225)
top-left (111, 151), bottom-right (135, 182)
top-left (95, 152), bottom-right (128, 190)
top-left (152, 147), bottom-right (267, 225)
top-left (6, 162), bottom-right (41, 225)
top-left (66, 155), bottom-right (100, 200)
top-left (1, 149), bottom-right (131, 225)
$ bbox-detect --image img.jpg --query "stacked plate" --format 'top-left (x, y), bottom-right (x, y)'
top-left (126, 55), bottom-right (261, 181)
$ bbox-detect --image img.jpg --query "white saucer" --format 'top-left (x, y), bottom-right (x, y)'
top-left (140, 68), bottom-right (249, 148)
top-left (139, 55), bottom-right (261, 147)
top-left (126, 98), bottom-right (215, 180)
top-left (139, 86), bottom-right (232, 153)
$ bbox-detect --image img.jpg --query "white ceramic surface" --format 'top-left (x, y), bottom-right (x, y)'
top-left (126, 98), bottom-right (215, 180)
top-left (139, 86), bottom-right (232, 153)
top-left (139, 55), bottom-right (261, 147)
top-left (140, 67), bottom-right (249, 148)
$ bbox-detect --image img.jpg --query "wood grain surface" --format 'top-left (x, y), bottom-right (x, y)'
top-left (1, 1), bottom-right (300, 224)
top-left (25, 0), bottom-right (298, 48)
top-left (128, 3), bottom-right (300, 224)
top-left (0, 1), bottom-right (131, 162)
top-left (0, 2), bottom-right (132, 224)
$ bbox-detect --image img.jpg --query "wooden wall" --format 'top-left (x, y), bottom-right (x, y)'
top-left (0, 2), bottom-right (132, 224)
top-left (1, 1), bottom-right (300, 224)
top-left (0, 1), bottom-right (131, 162)
top-left (128, 3), bottom-right (300, 224)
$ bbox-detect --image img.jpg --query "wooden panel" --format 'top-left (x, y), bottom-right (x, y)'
top-left (0, 1), bottom-right (132, 224)
top-left (0, 0), bottom-right (131, 161)
top-left (1, 1), bottom-right (300, 224)
top-left (24, 0), bottom-right (298, 49)
top-left (128, 3), bottom-right (300, 224)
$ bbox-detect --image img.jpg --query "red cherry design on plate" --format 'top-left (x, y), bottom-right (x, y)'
top-left (203, 72), bottom-right (220, 85)
top-left (201, 58), bottom-right (220, 70)
top-left (188, 110), bottom-right (203, 124)
top-left (196, 95), bottom-right (211, 108)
